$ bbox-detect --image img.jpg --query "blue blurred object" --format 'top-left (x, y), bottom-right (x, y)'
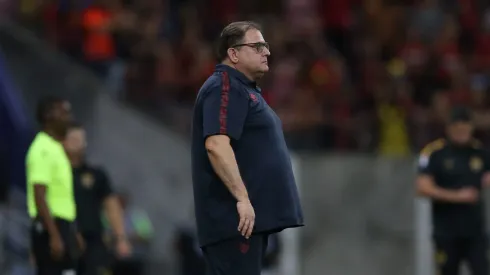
top-left (0, 50), bottom-right (33, 275)
top-left (0, 50), bottom-right (33, 193)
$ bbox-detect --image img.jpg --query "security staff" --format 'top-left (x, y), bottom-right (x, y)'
top-left (416, 107), bottom-right (490, 275)
top-left (26, 96), bottom-right (81, 275)
top-left (64, 123), bottom-right (131, 275)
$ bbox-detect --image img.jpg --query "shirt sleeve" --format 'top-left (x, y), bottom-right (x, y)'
top-left (97, 169), bottom-right (114, 200)
top-left (202, 82), bottom-right (249, 140)
top-left (417, 152), bottom-right (436, 175)
top-left (26, 146), bottom-right (52, 186)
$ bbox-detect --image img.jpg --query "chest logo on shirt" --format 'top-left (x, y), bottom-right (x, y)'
top-left (81, 172), bottom-right (95, 189)
top-left (469, 156), bottom-right (483, 172)
top-left (249, 93), bottom-right (258, 103)
top-left (444, 159), bottom-right (454, 170)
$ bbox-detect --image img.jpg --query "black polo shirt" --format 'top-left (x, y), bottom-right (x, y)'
top-left (73, 163), bottom-right (113, 237)
top-left (418, 139), bottom-right (490, 238)
top-left (191, 64), bottom-right (304, 247)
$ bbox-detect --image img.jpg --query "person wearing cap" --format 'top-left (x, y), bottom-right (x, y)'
top-left (416, 107), bottom-right (490, 275)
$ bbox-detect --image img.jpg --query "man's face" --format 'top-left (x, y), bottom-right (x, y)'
top-left (447, 121), bottom-right (473, 144)
top-left (233, 29), bottom-right (271, 79)
top-left (52, 101), bottom-right (73, 135)
top-left (64, 128), bottom-right (86, 155)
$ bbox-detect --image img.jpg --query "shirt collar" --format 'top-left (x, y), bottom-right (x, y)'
top-left (445, 137), bottom-right (473, 149)
top-left (215, 64), bottom-right (259, 91)
top-left (72, 161), bottom-right (89, 171)
top-left (40, 131), bottom-right (62, 145)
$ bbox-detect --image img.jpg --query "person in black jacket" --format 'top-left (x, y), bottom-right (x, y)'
top-left (64, 123), bottom-right (131, 275)
top-left (416, 107), bottom-right (490, 275)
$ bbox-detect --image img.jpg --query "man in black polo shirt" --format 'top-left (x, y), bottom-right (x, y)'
top-left (63, 123), bottom-right (131, 275)
top-left (416, 107), bottom-right (490, 275)
top-left (191, 21), bottom-right (304, 275)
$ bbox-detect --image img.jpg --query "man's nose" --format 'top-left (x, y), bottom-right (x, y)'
top-left (263, 47), bottom-right (271, 56)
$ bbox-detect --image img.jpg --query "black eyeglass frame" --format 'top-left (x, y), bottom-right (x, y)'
top-left (230, 42), bottom-right (270, 53)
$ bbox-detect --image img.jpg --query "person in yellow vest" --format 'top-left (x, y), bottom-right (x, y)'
top-left (26, 96), bottom-right (83, 275)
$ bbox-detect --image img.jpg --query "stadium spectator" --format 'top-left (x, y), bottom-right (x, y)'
top-left (19, 0), bottom-right (490, 152)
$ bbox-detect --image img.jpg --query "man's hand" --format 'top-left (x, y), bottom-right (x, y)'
top-left (115, 238), bottom-right (132, 258)
top-left (455, 187), bottom-right (479, 203)
top-left (50, 235), bottom-right (64, 260)
top-left (237, 200), bottom-right (255, 239)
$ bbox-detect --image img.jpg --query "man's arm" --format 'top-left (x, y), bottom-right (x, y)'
top-left (416, 175), bottom-right (463, 202)
top-left (202, 82), bottom-right (250, 202)
top-left (416, 149), bottom-right (477, 203)
top-left (104, 195), bottom-right (126, 239)
top-left (202, 81), bottom-right (254, 237)
top-left (104, 195), bottom-right (131, 257)
top-left (28, 147), bottom-right (61, 240)
top-left (98, 170), bottom-right (131, 257)
top-left (205, 135), bottom-right (249, 202)
top-left (33, 185), bottom-right (61, 239)
top-left (483, 173), bottom-right (490, 188)
top-left (96, 170), bottom-right (126, 238)
top-left (481, 150), bottom-right (490, 187)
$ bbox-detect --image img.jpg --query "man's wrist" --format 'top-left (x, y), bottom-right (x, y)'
top-left (236, 196), bottom-right (250, 203)
top-left (435, 188), bottom-right (459, 202)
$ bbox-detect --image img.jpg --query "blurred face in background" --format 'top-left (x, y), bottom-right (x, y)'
top-left (232, 29), bottom-right (271, 80)
top-left (447, 121), bottom-right (473, 145)
top-left (64, 127), bottom-right (87, 156)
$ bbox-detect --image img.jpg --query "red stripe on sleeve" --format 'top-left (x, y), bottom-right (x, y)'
top-left (219, 72), bottom-right (230, 134)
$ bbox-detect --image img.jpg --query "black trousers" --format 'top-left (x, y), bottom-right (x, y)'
top-left (202, 234), bottom-right (269, 275)
top-left (434, 236), bottom-right (489, 275)
top-left (113, 258), bottom-right (144, 275)
top-left (31, 218), bottom-right (79, 275)
top-left (77, 234), bottom-right (111, 275)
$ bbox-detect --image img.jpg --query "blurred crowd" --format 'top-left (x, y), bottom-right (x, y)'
top-left (13, 0), bottom-right (490, 155)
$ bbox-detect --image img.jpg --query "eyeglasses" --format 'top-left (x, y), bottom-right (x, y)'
top-left (231, 42), bottom-right (270, 53)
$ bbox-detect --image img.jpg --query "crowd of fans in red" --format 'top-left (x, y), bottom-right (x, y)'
top-left (15, 0), bottom-right (490, 154)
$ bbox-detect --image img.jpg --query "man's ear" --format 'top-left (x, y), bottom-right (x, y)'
top-left (227, 48), bottom-right (239, 64)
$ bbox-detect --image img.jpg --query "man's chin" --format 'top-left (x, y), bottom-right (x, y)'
top-left (257, 65), bottom-right (269, 75)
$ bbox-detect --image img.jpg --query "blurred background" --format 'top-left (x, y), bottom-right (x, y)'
top-left (1, 0), bottom-right (490, 274)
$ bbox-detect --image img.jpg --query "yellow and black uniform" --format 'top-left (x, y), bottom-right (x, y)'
top-left (73, 163), bottom-right (114, 275)
top-left (418, 138), bottom-right (490, 275)
top-left (26, 132), bottom-right (79, 274)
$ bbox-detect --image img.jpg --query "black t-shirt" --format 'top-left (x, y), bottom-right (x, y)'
top-left (73, 163), bottom-right (113, 236)
top-left (191, 64), bottom-right (304, 247)
top-left (418, 139), bottom-right (490, 237)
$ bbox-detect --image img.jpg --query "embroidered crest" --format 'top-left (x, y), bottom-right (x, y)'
top-left (81, 172), bottom-right (95, 188)
top-left (470, 156), bottom-right (483, 172)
